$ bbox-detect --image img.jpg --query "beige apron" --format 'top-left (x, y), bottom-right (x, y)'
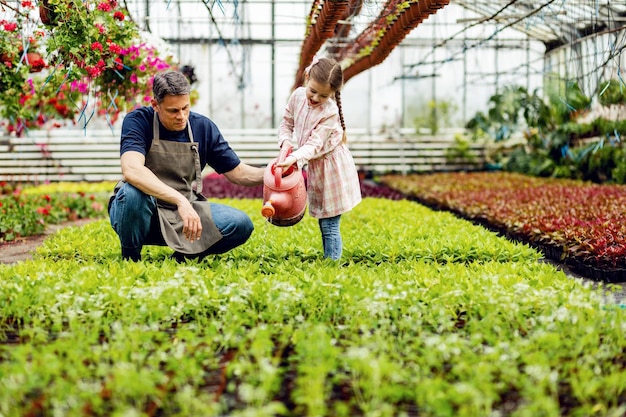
top-left (145, 113), bottom-right (222, 254)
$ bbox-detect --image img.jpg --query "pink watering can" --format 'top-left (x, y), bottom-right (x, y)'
top-left (261, 143), bottom-right (307, 226)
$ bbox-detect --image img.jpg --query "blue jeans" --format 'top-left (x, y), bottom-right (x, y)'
top-left (109, 182), bottom-right (254, 261)
top-left (318, 215), bottom-right (342, 260)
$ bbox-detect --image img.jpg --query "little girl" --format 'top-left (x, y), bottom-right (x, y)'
top-left (276, 56), bottom-right (362, 260)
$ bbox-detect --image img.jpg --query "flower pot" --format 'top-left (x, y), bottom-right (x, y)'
top-left (39, 0), bottom-right (58, 26)
top-left (0, 52), bottom-right (13, 64)
top-left (26, 52), bottom-right (46, 72)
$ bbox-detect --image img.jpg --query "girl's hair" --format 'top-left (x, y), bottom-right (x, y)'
top-left (152, 71), bottom-right (191, 103)
top-left (308, 57), bottom-right (348, 143)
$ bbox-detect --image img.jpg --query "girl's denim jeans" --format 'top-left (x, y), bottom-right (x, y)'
top-left (109, 182), bottom-right (254, 261)
top-left (318, 215), bottom-right (342, 260)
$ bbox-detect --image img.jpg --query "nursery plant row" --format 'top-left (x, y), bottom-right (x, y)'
top-left (0, 177), bottom-right (405, 243)
top-left (1, 195), bottom-right (624, 416)
top-left (380, 172), bottom-right (626, 282)
top-left (0, 182), bottom-right (114, 243)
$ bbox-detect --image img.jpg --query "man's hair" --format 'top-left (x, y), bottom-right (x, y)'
top-left (152, 71), bottom-right (191, 103)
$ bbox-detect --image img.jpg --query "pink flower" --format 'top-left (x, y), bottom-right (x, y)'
top-left (97, 2), bottom-right (111, 11)
top-left (70, 81), bottom-right (89, 93)
top-left (130, 73), bottom-right (138, 83)
top-left (95, 23), bottom-right (106, 34)
top-left (143, 95), bottom-right (151, 102)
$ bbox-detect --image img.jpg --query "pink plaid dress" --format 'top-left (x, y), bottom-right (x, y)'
top-left (278, 87), bottom-right (362, 219)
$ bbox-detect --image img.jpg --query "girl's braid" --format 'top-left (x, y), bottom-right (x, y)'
top-left (335, 89), bottom-right (347, 143)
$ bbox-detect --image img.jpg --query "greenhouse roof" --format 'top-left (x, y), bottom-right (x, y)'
top-left (454, 0), bottom-right (626, 50)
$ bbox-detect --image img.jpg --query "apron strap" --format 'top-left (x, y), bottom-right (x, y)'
top-left (187, 123), bottom-right (203, 194)
top-left (152, 112), bottom-right (161, 146)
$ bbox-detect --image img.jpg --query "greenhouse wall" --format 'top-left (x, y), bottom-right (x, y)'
top-left (122, 2), bottom-right (546, 132)
top-left (544, 27), bottom-right (626, 113)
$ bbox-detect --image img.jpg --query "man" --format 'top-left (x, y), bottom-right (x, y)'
top-left (109, 70), bottom-right (265, 262)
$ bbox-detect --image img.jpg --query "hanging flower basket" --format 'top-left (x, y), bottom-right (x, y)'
top-left (39, 0), bottom-right (58, 26)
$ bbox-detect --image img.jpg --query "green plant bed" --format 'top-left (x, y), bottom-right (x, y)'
top-left (381, 172), bottom-right (626, 282)
top-left (0, 181), bottom-right (114, 242)
top-left (1, 198), bottom-right (625, 416)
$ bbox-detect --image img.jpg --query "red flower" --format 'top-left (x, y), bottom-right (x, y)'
top-left (36, 205), bottom-right (51, 216)
top-left (113, 11), bottom-right (125, 21)
top-left (91, 41), bottom-right (104, 52)
top-left (108, 43), bottom-right (122, 54)
top-left (86, 65), bottom-right (103, 77)
top-left (3, 22), bottom-right (18, 31)
top-left (54, 104), bottom-right (70, 117)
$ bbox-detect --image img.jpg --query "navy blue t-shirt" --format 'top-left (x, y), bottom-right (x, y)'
top-left (120, 106), bottom-right (240, 174)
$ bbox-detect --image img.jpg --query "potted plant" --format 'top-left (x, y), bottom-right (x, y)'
top-left (1, 0), bottom-right (187, 135)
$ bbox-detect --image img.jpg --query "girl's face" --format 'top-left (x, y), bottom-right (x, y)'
top-left (305, 76), bottom-right (333, 107)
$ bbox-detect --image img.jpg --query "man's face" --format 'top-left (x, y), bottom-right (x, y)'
top-left (152, 94), bottom-right (191, 131)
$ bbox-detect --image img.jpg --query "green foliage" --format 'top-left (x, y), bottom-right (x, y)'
top-left (598, 79), bottom-right (626, 107)
top-left (1, 198), bottom-right (624, 416)
top-left (465, 86), bottom-right (551, 142)
top-left (410, 98), bottom-right (458, 134)
top-left (544, 76), bottom-right (591, 124)
top-left (445, 133), bottom-right (477, 163)
top-left (0, 181), bottom-right (113, 241)
top-left (464, 80), bottom-right (626, 183)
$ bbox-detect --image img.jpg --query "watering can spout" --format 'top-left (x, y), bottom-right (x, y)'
top-left (261, 200), bottom-right (275, 218)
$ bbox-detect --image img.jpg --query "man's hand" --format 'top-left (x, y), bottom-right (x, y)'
top-left (178, 201), bottom-right (202, 241)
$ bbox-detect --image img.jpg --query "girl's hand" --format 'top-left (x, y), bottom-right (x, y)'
top-left (276, 155), bottom-right (297, 169)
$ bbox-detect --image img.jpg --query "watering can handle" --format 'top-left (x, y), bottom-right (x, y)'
top-left (274, 142), bottom-right (293, 187)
